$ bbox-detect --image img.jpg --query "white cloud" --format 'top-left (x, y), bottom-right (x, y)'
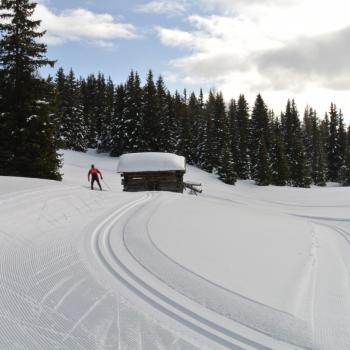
top-left (155, 0), bottom-right (350, 116)
top-left (156, 27), bottom-right (196, 48)
top-left (34, 4), bottom-right (137, 47)
top-left (137, 1), bottom-right (188, 16)
top-left (257, 26), bottom-right (350, 90)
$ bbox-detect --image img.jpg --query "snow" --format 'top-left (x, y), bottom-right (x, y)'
top-left (1, 149), bottom-right (350, 349)
top-left (117, 152), bottom-right (186, 172)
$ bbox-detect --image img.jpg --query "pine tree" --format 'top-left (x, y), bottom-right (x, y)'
top-left (142, 70), bottom-right (159, 151)
top-left (313, 137), bottom-right (327, 187)
top-left (94, 73), bottom-right (107, 148)
top-left (308, 109), bottom-right (327, 186)
top-left (217, 145), bottom-right (237, 185)
top-left (213, 92), bottom-right (227, 164)
top-left (250, 94), bottom-right (271, 174)
top-left (122, 71), bottom-right (143, 153)
top-left (98, 77), bottom-right (114, 152)
top-left (82, 74), bottom-right (98, 148)
top-left (338, 110), bottom-right (347, 170)
top-left (56, 68), bottom-right (87, 152)
top-left (284, 100), bottom-right (311, 187)
top-left (194, 89), bottom-right (207, 167)
top-left (0, 0), bottom-right (61, 179)
top-left (177, 90), bottom-right (193, 161)
top-left (110, 84), bottom-right (125, 156)
top-left (163, 91), bottom-right (179, 153)
top-left (270, 118), bottom-right (289, 186)
top-left (228, 99), bottom-right (240, 169)
top-left (156, 76), bottom-right (175, 153)
top-left (302, 106), bottom-right (314, 169)
top-left (201, 90), bottom-right (217, 172)
top-left (340, 149), bottom-right (350, 186)
top-left (235, 95), bottom-right (250, 179)
top-left (254, 137), bottom-right (271, 186)
top-left (217, 104), bottom-right (237, 185)
top-left (327, 103), bottom-right (342, 182)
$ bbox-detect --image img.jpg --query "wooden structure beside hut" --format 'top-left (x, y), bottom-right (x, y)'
top-left (117, 152), bottom-right (186, 193)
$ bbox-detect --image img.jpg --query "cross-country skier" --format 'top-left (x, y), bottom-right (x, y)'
top-left (88, 164), bottom-right (103, 190)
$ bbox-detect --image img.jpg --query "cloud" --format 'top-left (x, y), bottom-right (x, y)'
top-left (137, 1), bottom-right (188, 16)
top-left (156, 0), bottom-right (350, 89)
top-left (154, 0), bottom-right (350, 116)
top-left (257, 26), bottom-right (350, 90)
top-left (34, 4), bottom-right (137, 47)
top-left (156, 14), bottom-right (276, 83)
top-left (156, 27), bottom-right (196, 48)
top-left (194, 0), bottom-right (298, 14)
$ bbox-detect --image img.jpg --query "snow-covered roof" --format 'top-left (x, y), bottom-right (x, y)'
top-left (117, 152), bottom-right (186, 173)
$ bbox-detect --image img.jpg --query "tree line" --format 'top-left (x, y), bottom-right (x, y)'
top-left (1, 0), bottom-right (350, 188)
top-left (54, 67), bottom-right (350, 187)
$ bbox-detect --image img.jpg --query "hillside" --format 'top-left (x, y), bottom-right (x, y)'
top-left (0, 150), bottom-right (349, 349)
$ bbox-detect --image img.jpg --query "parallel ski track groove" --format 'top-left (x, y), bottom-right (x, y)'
top-left (91, 193), bottom-right (273, 350)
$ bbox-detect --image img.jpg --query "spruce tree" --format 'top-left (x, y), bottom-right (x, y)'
top-left (82, 74), bottom-right (98, 148)
top-left (217, 145), bottom-right (237, 185)
top-left (302, 107), bottom-right (314, 169)
top-left (56, 68), bottom-right (87, 152)
top-left (213, 92), bottom-right (227, 165)
top-left (142, 70), bottom-right (159, 151)
top-left (187, 92), bottom-right (201, 164)
top-left (157, 76), bottom-right (176, 153)
top-left (110, 84), bottom-right (126, 156)
top-left (250, 94), bottom-right (271, 174)
top-left (201, 90), bottom-right (217, 172)
top-left (163, 91), bottom-right (179, 153)
top-left (270, 119), bottom-right (289, 186)
top-left (194, 89), bottom-right (207, 167)
top-left (338, 110), bottom-right (347, 170)
top-left (307, 108), bottom-right (326, 186)
top-left (177, 90), bottom-right (192, 161)
top-left (313, 137), bottom-right (327, 187)
top-left (228, 99), bottom-right (240, 169)
top-left (122, 71), bottom-right (143, 153)
top-left (217, 104), bottom-right (237, 185)
top-left (0, 0), bottom-right (61, 179)
top-left (327, 103), bottom-right (342, 182)
top-left (284, 100), bottom-right (311, 187)
top-left (98, 77), bottom-right (114, 152)
top-left (340, 149), bottom-right (350, 186)
top-left (254, 137), bottom-right (271, 186)
top-left (94, 73), bottom-right (107, 147)
top-left (236, 95), bottom-right (250, 179)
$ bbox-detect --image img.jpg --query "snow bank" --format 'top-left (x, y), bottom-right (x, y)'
top-left (117, 152), bottom-right (186, 173)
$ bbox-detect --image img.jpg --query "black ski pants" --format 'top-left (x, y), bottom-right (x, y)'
top-left (91, 174), bottom-right (102, 190)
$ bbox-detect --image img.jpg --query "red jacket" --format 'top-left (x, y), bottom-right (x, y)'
top-left (88, 167), bottom-right (102, 180)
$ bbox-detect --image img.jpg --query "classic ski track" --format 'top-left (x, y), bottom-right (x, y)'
top-left (298, 221), bottom-right (319, 343)
top-left (89, 193), bottom-right (300, 350)
top-left (121, 195), bottom-right (311, 349)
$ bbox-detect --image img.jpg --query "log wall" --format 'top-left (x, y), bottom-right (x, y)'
top-left (122, 171), bottom-right (184, 193)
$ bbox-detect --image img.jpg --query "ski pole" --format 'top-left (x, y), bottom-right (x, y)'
top-left (102, 179), bottom-right (112, 191)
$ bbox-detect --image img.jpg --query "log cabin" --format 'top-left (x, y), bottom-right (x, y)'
top-left (117, 152), bottom-right (186, 193)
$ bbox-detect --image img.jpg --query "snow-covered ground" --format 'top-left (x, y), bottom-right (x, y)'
top-left (1, 149), bottom-right (350, 350)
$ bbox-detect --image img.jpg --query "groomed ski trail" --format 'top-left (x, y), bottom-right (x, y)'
top-left (88, 192), bottom-right (305, 350)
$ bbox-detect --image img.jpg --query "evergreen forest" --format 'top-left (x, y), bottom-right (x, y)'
top-left (1, 0), bottom-right (350, 188)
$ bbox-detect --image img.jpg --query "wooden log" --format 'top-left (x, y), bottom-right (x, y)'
top-left (183, 181), bottom-right (202, 195)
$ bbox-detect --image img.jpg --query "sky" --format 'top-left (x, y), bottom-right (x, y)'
top-left (35, 0), bottom-right (350, 119)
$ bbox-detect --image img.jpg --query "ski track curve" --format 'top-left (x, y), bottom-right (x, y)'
top-left (90, 192), bottom-right (308, 350)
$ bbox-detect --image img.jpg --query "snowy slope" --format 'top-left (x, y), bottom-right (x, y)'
top-left (1, 149), bottom-right (350, 350)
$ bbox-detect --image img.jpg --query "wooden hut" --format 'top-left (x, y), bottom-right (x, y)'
top-left (117, 152), bottom-right (186, 193)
